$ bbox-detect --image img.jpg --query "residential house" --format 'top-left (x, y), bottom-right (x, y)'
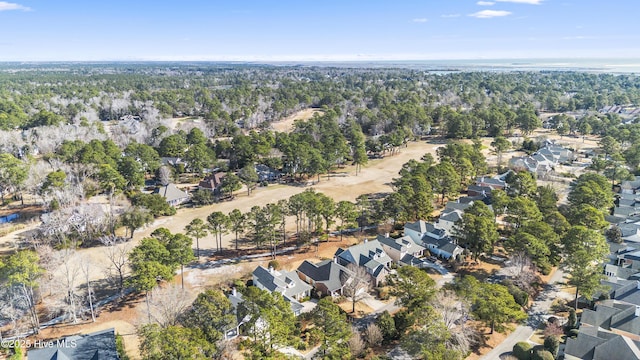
top-left (153, 183), bottom-right (190, 206)
top-left (296, 259), bottom-right (353, 297)
top-left (334, 239), bottom-right (392, 286)
top-left (160, 157), bottom-right (186, 167)
top-left (475, 176), bottom-right (507, 190)
top-left (509, 156), bottom-right (545, 174)
top-left (376, 234), bottom-right (426, 266)
top-left (403, 220), bottom-right (463, 260)
top-left (256, 164), bottom-right (281, 182)
top-left (198, 172), bottom-right (227, 194)
top-left (565, 297), bottom-right (640, 359)
top-left (27, 328), bottom-right (120, 360)
top-left (621, 224), bottom-right (640, 243)
top-left (508, 142), bottom-right (573, 175)
top-left (225, 288), bottom-right (246, 340)
top-left (427, 238), bottom-right (464, 260)
top-left (466, 185), bottom-right (493, 198)
top-left (404, 220), bottom-right (446, 244)
top-left (252, 265), bottom-right (312, 315)
top-left (565, 327), bottom-right (640, 360)
top-left (435, 209), bottom-right (464, 235)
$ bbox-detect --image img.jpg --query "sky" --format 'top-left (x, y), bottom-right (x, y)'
top-left (0, 0), bottom-right (639, 61)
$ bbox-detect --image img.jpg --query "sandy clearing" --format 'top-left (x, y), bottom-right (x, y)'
top-left (270, 108), bottom-right (324, 133)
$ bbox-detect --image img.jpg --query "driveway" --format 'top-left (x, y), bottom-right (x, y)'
top-left (480, 268), bottom-right (569, 360)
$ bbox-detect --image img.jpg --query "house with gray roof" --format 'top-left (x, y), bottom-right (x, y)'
top-left (252, 266), bottom-right (312, 304)
top-left (296, 259), bottom-right (353, 297)
top-left (475, 176), bottom-right (506, 190)
top-left (27, 328), bottom-right (120, 360)
top-left (509, 156), bottom-right (547, 174)
top-left (252, 266), bottom-right (311, 316)
top-left (436, 209), bottom-right (464, 235)
top-left (334, 239), bottom-right (392, 286)
top-left (403, 220), bottom-right (463, 260)
top-left (376, 234), bottom-right (426, 265)
top-left (153, 183), bottom-right (190, 206)
top-left (565, 327), bottom-right (640, 360)
top-left (404, 220), bottom-right (446, 244)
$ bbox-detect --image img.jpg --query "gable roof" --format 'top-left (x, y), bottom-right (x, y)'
top-left (297, 260), bottom-right (353, 293)
top-left (198, 172), bottom-right (226, 189)
top-left (253, 265), bottom-right (312, 299)
top-left (27, 328), bottom-right (120, 360)
top-left (475, 176), bottom-right (506, 189)
top-left (440, 209), bottom-right (463, 223)
top-left (404, 220), bottom-right (430, 234)
top-left (376, 234), bottom-right (425, 253)
top-left (335, 239), bottom-right (392, 277)
top-left (566, 328), bottom-right (640, 360)
top-left (444, 201), bottom-right (472, 212)
top-left (153, 183), bottom-right (189, 202)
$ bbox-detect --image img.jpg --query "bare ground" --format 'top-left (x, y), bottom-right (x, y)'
top-left (270, 108), bottom-right (324, 133)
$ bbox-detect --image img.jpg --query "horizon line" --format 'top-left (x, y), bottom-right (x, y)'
top-left (1, 56), bottom-right (640, 63)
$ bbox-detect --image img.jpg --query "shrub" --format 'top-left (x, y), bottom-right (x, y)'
top-left (131, 193), bottom-right (176, 216)
top-left (307, 328), bottom-right (322, 346)
top-left (376, 311), bottom-right (398, 343)
top-left (568, 328), bottom-right (580, 338)
top-left (393, 309), bottom-right (414, 335)
top-left (376, 287), bottom-right (390, 300)
top-left (508, 285), bottom-right (529, 307)
top-left (513, 341), bottom-right (532, 360)
top-left (543, 336), bottom-right (559, 358)
top-left (565, 308), bottom-right (577, 330)
top-left (531, 349), bottom-right (554, 360)
top-left (267, 260), bottom-right (280, 270)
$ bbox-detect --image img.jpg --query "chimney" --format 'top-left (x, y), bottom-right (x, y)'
top-left (385, 232), bottom-right (390, 238)
top-left (364, 238), bottom-right (368, 243)
top-left (232, 287), bottom-right (237, 296)
top-left (268, 266), bottom-right (274, 274)
top-left (636, 305), bottom-right (640, 317)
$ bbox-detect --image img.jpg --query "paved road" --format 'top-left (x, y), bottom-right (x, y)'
top-left (480, 268), bottom-right (568, 360)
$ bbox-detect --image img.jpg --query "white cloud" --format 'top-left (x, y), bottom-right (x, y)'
top-left (412, 18), bottom-right (428, 23)
top-left (469, 10), bottom-right (512, 18)
top-left (0, 2), bottom-right (30, 11)
top-left (495, 0), bottom-right (543, 4)
top-left (441, 13), bottom-right (461, 18)
top-left (477, 1), bottom-right (495, 5)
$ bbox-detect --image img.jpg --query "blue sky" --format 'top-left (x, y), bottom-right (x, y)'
top-left (1, 0), bottom-right (639, 61)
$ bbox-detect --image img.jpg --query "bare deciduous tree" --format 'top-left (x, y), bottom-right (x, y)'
top-left (433, 290), bottom-right (478, 355)
top-left (42, 249), bottom-right (82, 324)
top-left (80, 258), bottom-right (97, 323)
top-left (341, 263), bottom-right (371, 314)
top-left (434, 290), bottom-right (468, 329)
top-left (145, 284), bottom-right (193, 328)
top-left (364, 323), bottom-right (383, 347)
top-left (158, 166), bottom-right (171, 186)
top-left (347, 326), bottom-right (366, 358)
top-left (100, 235), bottom-right (131, 296)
